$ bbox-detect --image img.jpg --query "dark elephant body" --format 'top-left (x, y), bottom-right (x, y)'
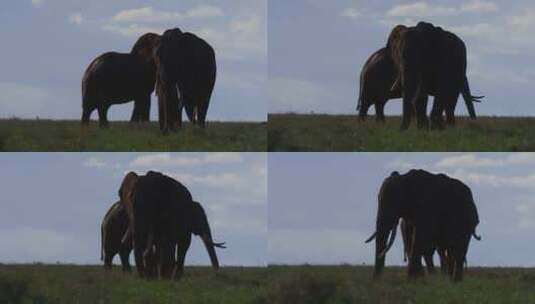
top-left (101, 201), bottom-right (132, 271)
top-left (400, 218), bottom-right (447, 274)
top-left (386, 22), bottom-right (482, 129)
top-left (155, 29), bottom-right (217, 133)
top-left (119, 171), bottom-right (223, 280)
top-left (366, 169), bottom-right (480, 281)
top-left (82, 33), bottom-right (160, 127)
top-left (357, 48), bottom-right (481, 122)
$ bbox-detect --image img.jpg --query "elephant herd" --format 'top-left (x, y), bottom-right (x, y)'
top-left (357, 21), bottom-right (484, 130)
top-left (82, 28), bottom-right (216, 134)
top-left (100, 171), bottom-right (225, 280)
top-left (366, 169), bottom-right (481, 281)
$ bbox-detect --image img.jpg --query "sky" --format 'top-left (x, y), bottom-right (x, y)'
top-left (0, 0), bottom-right (266, 121)
top-left (0, 153), bottom-right (267, 266)
top-left (269, 153), bottom-right (535, 267)
top-left (269, 0), bottom-right (535, 117)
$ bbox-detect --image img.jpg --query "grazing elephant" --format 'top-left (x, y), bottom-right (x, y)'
top-left (357, 47), bottom-right (483, 122)
top-left (82, 33), bottom-right (161, 127)
top-left (386, 22), bottom-right (482, 130)
top-left (101, 201), bottom-right (132, 271)
top-left (118, 171), bottom-right (225, 280)
top-left (400, 218), bottom-right (447, 274)
top-left (365, 169), bottom-right (481, 281)
top-left (154, 28), bottom-right (217, 133)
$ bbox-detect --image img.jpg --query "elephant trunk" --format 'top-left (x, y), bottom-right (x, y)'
top-left (461, 76), bottom-right (484, 120)
top-left (373, 218), bottom-right (399, 278)
top-left (200, 233), bottom-right (220, 270)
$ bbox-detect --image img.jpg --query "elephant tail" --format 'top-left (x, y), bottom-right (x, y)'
top-left (461, 76), bottom-right (484, 120)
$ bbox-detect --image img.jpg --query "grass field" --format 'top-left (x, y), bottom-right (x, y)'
top-left (2, 264), bottom-right (534, 303)
top-left (268, 114), bottom-right (535, 151)
top-left (0, 264), bottom-right (267, 304)
top-left (0, 119), bottom-right (266, 151)
top-left (266, 265), bottom-right (535, 304)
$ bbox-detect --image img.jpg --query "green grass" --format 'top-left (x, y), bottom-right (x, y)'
top-left (0, 264), bottom-right (267, 304)
top-left (0, 119), bottom-right (266, 151)
top-left (268, 114), bottom-right (535, 151)
top-left (266, 265), bottom-right (535, 304)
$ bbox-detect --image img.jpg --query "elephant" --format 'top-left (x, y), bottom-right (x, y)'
top-left (154, 28), bottom-right (217, 133)
top-left (385, 22), bottom-right (483, 130)
top-left (118, 171), bottom-right (225, 280)
top-left (101, 201), bottom-right (132, 271)
top-left (81, 33), bottom-right (161, 127)
top-left (400, 218), bottom-right (447, 274)
top-left (356, 47), bottom-right (483, 122)
top-left (365, 169), bottom-right (481, 281)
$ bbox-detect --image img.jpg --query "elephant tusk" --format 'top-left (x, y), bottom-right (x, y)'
top-left (365, 231), bottom-right (377, 243)
top-left (212, 241), bottom-right (226, 249)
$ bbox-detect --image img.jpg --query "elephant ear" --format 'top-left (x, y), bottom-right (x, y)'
top-left (386, 25), bottom-right (407, 51)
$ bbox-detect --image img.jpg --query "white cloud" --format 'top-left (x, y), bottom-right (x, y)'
top-left (186, 5), bottom-right (224, 18)
top-left (386, 1), bottom-right (497, 18)
top-left (448, 169), bottom-right (535, 189)
top-left (111, 5), bottom-right (223, 23)
top-left (83, 157), bottom-right (106, 169)
top-left (340, 8), bottom-right (362, 19)
top-left (69, 13), bottom-right (84, 25)
top-left (101, 23), bottom-right (164, 38)
top-left (386, 159), bottom-right (416, 171)
top-left (386, 2), bottom-right (457, 17)
top-left (128, 153), bottom-right (243, 168)
top-left (31, 0), bottom-right (43, 7)
top-left (435, 153), bottom-right (535, 169)
top-left (460, 0), bottom-right (498, 13)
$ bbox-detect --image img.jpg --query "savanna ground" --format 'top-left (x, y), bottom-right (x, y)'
top-left (0, 264), bottom-right (267, 304)
top-left (267, 265), bottom-right (535, 304)
top-left (268, 114), bottom-right (535, 151)
top-left (0, 119), bottom-right (267, 151)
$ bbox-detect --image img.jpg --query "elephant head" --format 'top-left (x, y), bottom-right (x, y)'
top-left (154, 28), bottom-right (183, 132)
top-left (118, 171), bottom-right (139, 244)
top-left (131, 33), bottom-right (161, 65)
top-left (365, 171), bottom-right (408, 277)
top-left (191, 201), bottom-right (226, 270)
top-left (387, 22), bottom-right (442, 108)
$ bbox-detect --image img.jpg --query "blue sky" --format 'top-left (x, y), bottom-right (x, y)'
top-left (269, 0), bottom-right (535, 116)
top-left (269, 153), bottom-right (535, 267)
top-left (0, 153), bottom-right (267, 266)
top-left (0, 0), bottom-right (266, 121)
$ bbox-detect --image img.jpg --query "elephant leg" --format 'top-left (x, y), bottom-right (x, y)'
top-left (198, 101), bottom-right (209, 129)
top-left (424, 253), bottom-right (435, 274)
top-left (134, 245), bottom-right (145, 278)
top-left (143, 245), bottom-right (157, 280)
top-left (173, 234), bottom-right (192, 281)
top-left (400, 100), bottom-right (413, 131)
top-left (103, 252), bottom-right (114, 270)
top-left (119, 249), bottom-right (131, 272)
top-left (81, 106), bottom-right (94, 126)
top-left (130, 102), bottom-right (140, 123)
top-left (176, 104), bottom-right (183, 130)
top-left (375, 102), bottom-right (386, 123)
top-left (430, 97), bottom-right (445, 130)
top-left (439, 248), bottom-right (449, 274)
top-left (452, 235), bottom-right (471, 282)
top-left (415, 95), bottom-right (429, 129)
top-left (97, 104), bottom-right (110, 128)
top-left (139, 95), bottom-right (151, 122)
top-left (158, 97), bottom-right (168, 134)
top-left (159, 242), bottom-right (175, 280)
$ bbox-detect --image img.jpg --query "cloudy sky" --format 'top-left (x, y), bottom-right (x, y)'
top-left (0, 0), bottom-right (266, 121)
top-left (0, 153), bottom-right (267, 266)
top-left (269, 0), bottom-right (535, 116)
top-left (269, 153), bottom-right (535, 267)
